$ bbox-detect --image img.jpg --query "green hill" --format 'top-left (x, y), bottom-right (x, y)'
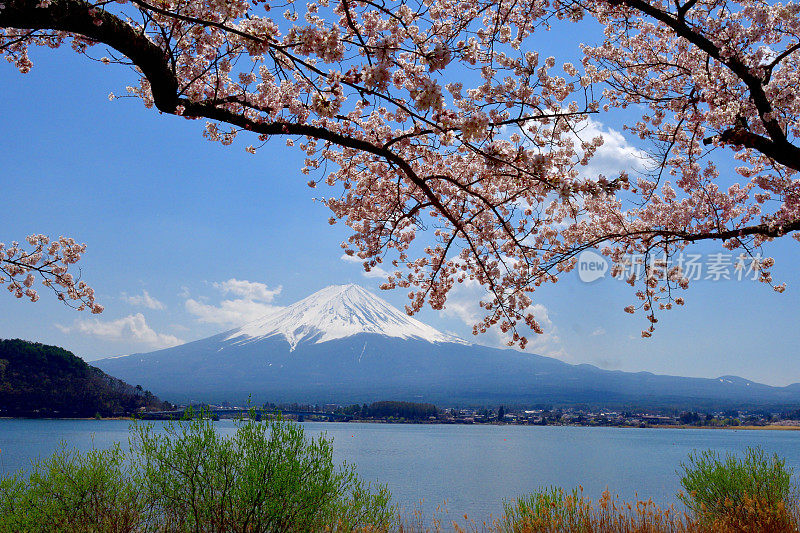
top-left (0, 339), bottom-right (171, 417)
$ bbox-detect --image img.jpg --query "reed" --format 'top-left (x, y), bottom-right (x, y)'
top-left (394, 486), bottom-right (800, 533)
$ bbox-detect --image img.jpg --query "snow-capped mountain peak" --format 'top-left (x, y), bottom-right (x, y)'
top-left (225, 284), bottom-right (466, 350)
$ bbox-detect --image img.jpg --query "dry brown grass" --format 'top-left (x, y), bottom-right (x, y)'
top-left (390, 488), bottom-right (800, 533)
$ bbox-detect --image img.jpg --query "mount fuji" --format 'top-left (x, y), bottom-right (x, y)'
top-left (95, 284), bottom-right (800, 408)
top-left (223, 284), bottom-right (466, 350)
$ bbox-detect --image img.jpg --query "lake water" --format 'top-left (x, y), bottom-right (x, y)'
top-left (1, 420), bottom-right (799, 525)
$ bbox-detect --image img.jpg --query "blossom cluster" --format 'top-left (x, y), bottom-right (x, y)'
top-left (0, 234), bottom-right (103, 313)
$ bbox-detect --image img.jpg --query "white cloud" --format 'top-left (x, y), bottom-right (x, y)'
top-left (56, 313), bottom-right (183, 349)
top-left (572, 117), bottom-right (649, 179)
top-left (121, 290), bottom-right (165, 310)
top-left (185, 297), bottom-right (281, 327)
top-left (591, 327), bottom-right (606, 336)
top-left (440, 279), bottom-right (566, 358)
top-left (500, 116), bottom-right (650, 236)
top-left (184, 279), bottom-right (283, 327)
top-left (504, 115), bottom-right (648, 181)
top-left (212, 279), bottom-right (282, 302)
top-left (340, 254), bottom-right (392, 279)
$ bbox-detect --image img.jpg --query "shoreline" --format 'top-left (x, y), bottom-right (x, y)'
top-left (3, 417), bottom-right (800, 430)
top-left (672, 424), bottom-right (800, 431)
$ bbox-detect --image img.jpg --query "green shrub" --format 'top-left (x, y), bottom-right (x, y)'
top-left (499, 486), bottom-right (591, 532)
top-left (0, 443), bottom-right (148, 533)
top-left (678, 446), bottom-right (796, 528)
top-left (131, 411), bottom-right (396, 532)
top-left (0, 413), bottom-right (396, 532)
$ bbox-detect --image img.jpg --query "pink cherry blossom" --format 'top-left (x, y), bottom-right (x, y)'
top-left (0, 235), bottom-right (102, 312)
top-left (2, 0), bottom-right (798, 345)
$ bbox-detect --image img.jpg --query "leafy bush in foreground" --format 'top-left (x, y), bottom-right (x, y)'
top-left (679, 446), bottom-right (796, 529)
top-left (0, 444), bottom-right (147, 532)
top-left (0, 413), bottom-right (395, 532)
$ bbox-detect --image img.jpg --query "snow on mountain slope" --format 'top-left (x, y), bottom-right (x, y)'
top-left (225, 284), bottom-right (467, 350)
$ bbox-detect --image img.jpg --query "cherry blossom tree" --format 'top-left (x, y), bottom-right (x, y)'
top-left (1, 235), bottom-right (103, 312)
top-left (2, 0), bottom-right (798, 343)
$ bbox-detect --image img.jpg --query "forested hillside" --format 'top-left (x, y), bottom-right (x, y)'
top-left (0, 339), bottom-right (171, 417)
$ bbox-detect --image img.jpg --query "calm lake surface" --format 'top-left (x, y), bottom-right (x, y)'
top-left (1, 420), bottom-right (799, 525)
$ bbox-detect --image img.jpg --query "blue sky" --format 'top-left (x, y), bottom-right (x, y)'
top-left (2, 33), bottom-right (799, 387)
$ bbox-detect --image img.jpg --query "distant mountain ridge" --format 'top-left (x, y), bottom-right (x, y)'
top-left (95, 285), bottom-right (800, 410)
top-left (0, 338), bottom-right (170, 417)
